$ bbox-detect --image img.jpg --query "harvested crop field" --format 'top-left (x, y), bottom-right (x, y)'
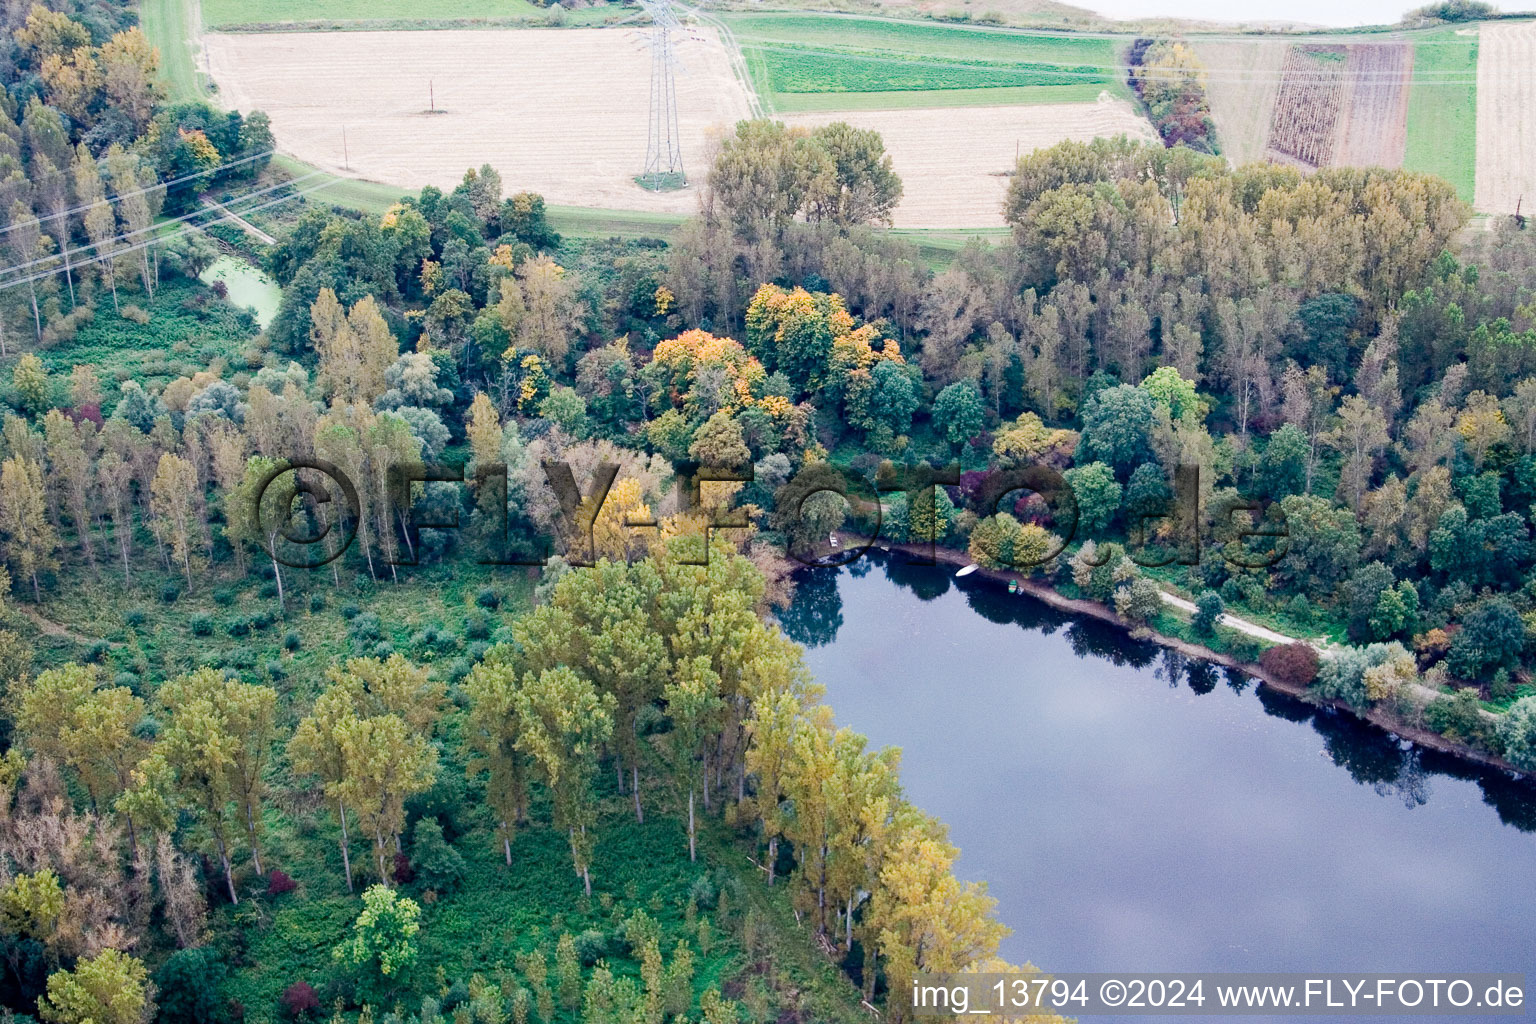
top-left (1261, 42), bottom-right (1413, 171)
top-left (204, 28), bottom-right (754, 214)
top-left (1475, 21), bottom-right (1536, 215)
top-left (783, 95), bottom-right (1156, 228)
top-left (1334, 43), bottom-right (1412, 168)
top-left (1191, 39), bottom-right (1286, 166)
top-left (1267, 45), bottom-right (1348, 168)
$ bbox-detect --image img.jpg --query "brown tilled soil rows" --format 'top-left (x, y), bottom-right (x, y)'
top-left (1335, 43), bottom-right (1411, 168)
top-left (1266, 46), bottom-right (1347, 168)
top-left (1475, 21), bottom-right (1536, 214)
top-left (204, 29), bottom-right (754, 214)
top-left (783, 96), bottom-right (1157, 228)
top-left (1192, 39), bottom-right (1287, 166)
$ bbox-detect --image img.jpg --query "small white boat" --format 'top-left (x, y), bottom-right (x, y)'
top-left (955, 564), bottom-right (978, 577)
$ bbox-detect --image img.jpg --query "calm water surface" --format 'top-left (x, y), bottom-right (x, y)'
top-left (781, 555), bottom-right (1536, 1018)
top-left (201, 255), bottom-right (281, 329)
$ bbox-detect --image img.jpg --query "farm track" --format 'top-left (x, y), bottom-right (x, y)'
top-left (1335, 43), bottom-right (1411, 168)
top-left (1475, 20), bottom-right (1536, 215)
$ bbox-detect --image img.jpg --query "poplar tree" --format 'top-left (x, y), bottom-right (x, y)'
top-left (14, 663), bottom-right (147, 853)
top-left (335, 712), bottom-right (437, 885)
top-left (513, 666), bottom-right (614, 895)
top-left (463, 656), bottom-right (530, 865)
top-left (0, 456), bottom-right (58, 601)
top-left (289, 684), bottom-right (362, 891)
top-left (149, 452), bottom-right (199, 587)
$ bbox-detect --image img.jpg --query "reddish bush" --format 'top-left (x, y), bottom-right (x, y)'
top-left (266, 869), bottom-right (296, 896)
top-left (392, 852), bottom-right (415, 884)
top-left (1260, 642), bottom-right (1321, 687)
top-left (281, 982), bottom-right (319, 1020)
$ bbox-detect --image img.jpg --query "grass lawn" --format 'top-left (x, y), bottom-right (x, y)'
top-left (200, 0), bottom-right (619, 29)
top-left (727, 13), bottom-right (1126, 112)
top-left (1403, 27), bottom-right (1478, 203)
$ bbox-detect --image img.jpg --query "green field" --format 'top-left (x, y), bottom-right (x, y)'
top-left (1403, 27), bottom-right (1478, 203)
top-left (727, 13), bottom-right (1126, 112)
top-left (141, 0), bottom-right (208, 103)
top-left (199, 0), bottom-right (618, 29)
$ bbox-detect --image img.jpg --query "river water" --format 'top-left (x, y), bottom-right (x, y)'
top-left (781, 553), bottom-right (1536, 1019)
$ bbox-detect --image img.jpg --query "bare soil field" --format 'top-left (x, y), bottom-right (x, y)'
top-left (1266, 45), bottom-right (1347, 168)
top-left (783, 94), bottom-right (1157, 228)
top-left (1475, 20), bottom-right (1536, 214)
top-left (204, 28), bottom-right (754, 214)
top-left (1334, 43), bottom-right (1411, 168)
top-left (1192, 39), bottom-right (1286, 166)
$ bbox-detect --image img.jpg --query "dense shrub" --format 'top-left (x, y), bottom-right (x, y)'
top-left (409, 818), bottom-right (465, 893)
top-left (1260, 643), bottom-right (1320, 687)
top-left (283, 630), bottom-right (302, 651)
top-left (1497, 696), bottom-right (1536, 770)
top-left (190, 614), bottom-right (214, 636)
top-left (476, 587), bottom-right (501, 609)
top-left (573, 929), bottom-right (611, 966)
top-left (154, 947), bottom-right (230, 1024)
top-left (161, 582), bottom-right (181, 603)
top-left (1425, 688), bottom-right (1499, 749)
top-left (267, 869), bottom-right (297, 896)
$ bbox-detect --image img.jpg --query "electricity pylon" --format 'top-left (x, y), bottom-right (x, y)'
top-left (637, 0), bottom-right (684, 190)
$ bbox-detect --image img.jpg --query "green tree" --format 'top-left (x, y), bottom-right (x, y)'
top-left (932, 379), bottom-right (985, 451)
top-left (12, 354), bottom-right (50, 414)
top-left (646, 409), bottom-right (695, 464)
top-left (1064, 462), bottom-right (1121, 537)
top-left (1192, 591), bottom-right (1224, 636)
top-left (689, 410), bottom-right (751, 469)
top-left (38, 949), bottom-right (149, 1024)
top-left (665, 671), bottom-right (723, 862)
top-left (1276, 494), bottom-right (1362, 601)
top-left (1077, 384), bottom-right (1155, 478)
top-left (514, 666), bottom-right (615, 894)
top-left (1257, 424), bottom-right (1309, 499)
top-left (539, 385), bottom-right (588, 436)
top-left (1447, 599), bottom-right (1525, 680)
top-left (807, 121), bottom-right (902, 226)
top-left (1497, 696), bottom-right (1536, 771)
top-left (0, 456), bottom-right (59, 601)
top-left (15, 664), bottom-right (147, 853)
top-left (1139, 366), bottom-right (1199, 422)
top-left (0, 869), bottom-right (64, 942)
top-left (333, 884), bottom-right (421, 1002)
top-left (153, 948), bottom-right (229, 1024)
top-left (463, 658), bottom-right (532, 865)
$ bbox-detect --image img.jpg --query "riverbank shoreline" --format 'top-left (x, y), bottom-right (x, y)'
top-left (880, 541), bottom-right (1531, 780)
